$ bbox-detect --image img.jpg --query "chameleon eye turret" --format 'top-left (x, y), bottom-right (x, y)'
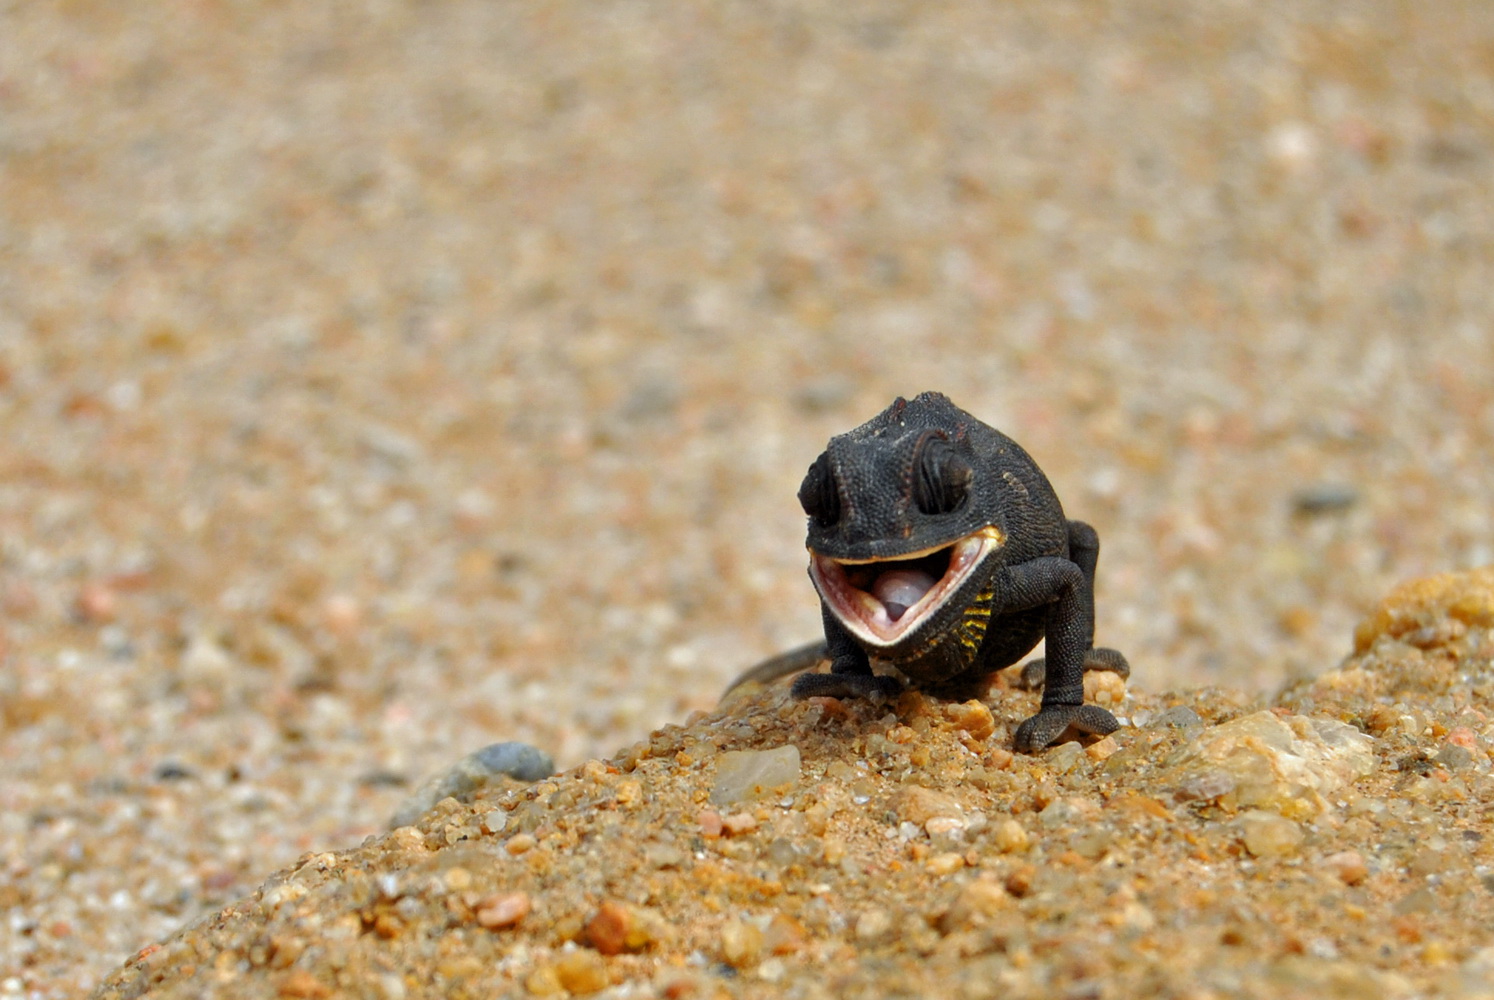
top-left (796, 451), bottom-right (840, 528)
top-left (913, 433), bottom-right (971, 516)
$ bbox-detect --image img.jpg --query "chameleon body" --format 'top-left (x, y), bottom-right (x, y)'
top-left (730, 391), bottom-right (1128, 753)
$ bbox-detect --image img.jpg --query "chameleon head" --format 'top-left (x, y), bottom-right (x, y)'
top-left (797, 393), bottom-right (1009, 653)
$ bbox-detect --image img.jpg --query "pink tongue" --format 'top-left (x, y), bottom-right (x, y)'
top-left (873, 569), bottom-right (938, 621)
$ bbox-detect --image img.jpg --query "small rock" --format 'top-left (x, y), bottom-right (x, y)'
top-left (925, 816), bottom-right (966, 839)
top-left (615, 779), bottom-right (642, 806)
top-left (554, 949), bottom-right (610, 994)
top-left (524, 965), bottom-right (564, 997)
top-left (721, 812), bottom-right (758, 836)
top-left (719, 918), bottom-right (763, 968)
top-left (888, 785), bottom-right (962, 825)
top-left (1161, 711), bottom-right (1374, 818)
top-left (1085, 735), bottom-right (1120, 761)
top-left (277, 970), bottom-right (332, 999)
top-left (1004, 863), bottom-right (1036, 897)
top-left (986, 748), bottom-right (1015, 771)
top-left (991, 818), bottom-right (1030, 854)
top-left (389, 742), bottom-right (553, 828)
top-left (1291, 484), bottom-right (1359, 516)
top-left (1038, 797), bottom-right (1089, 830)
top-left (1152, 705), bottom-right (1203, 729)
top-left (153, 762), bottom-right (195, 782)
top-left (939, 876), bottom-right (1009, 931)
top-left (645, 842), bottom-right (686, 869)
top-left (1446, 727), bottom-right (1478, 750)
top-left (1435, 743), bottom-right (1475, 771)
top-left (475, 892), bottom-right (530, 930)
top-left (1238, 809), bottom-right (1304, 857)
top-left (925, 852), bottom-right (965, 876)
top-left (75, 581), bottom-right (118, 623)
top-left (763, 914), bottom-right (807, 955)
top-left (1084, 669), bottom-right (1128, 707)
top-left (1173, 768), bottom-right (1237, 803)
top-left (1351, 566), bottom-right (1494, 655)
top-left (696, 809), bottom-right (723, 838)
top-left (943, 700), bottom-right (995, 741)
top-left (583, 900), bottom-right (658, 955)
top-left (1322, 851), bottom-right (1368, 886)
top-left (854, 908), bottom-right (894, 943)
top-left (710, 746), bottom-right (802, 805)
top-left (1043, 741), bottom-right (1085, 774)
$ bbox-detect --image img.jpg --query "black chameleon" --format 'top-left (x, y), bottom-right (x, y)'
top-left (727, 391), bottom-right (1129, 753)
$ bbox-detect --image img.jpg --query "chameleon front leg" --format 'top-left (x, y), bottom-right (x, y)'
top-left (789, 602), bottom-right (904, 700)
top-left (1010, 519), bottom-right (1129, 690)
top-left (992, 557), bottom-right (1120, 752)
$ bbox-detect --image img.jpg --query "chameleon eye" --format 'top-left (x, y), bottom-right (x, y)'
top-left (797, 451), bottom-right (841, 527)
top-left (914, 436), bottom-right (971, 515)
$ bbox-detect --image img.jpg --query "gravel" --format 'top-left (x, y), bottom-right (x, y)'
top-left (87, 567), bottom-right (1494, 998)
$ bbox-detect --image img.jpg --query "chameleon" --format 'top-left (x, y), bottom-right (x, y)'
top-left (725, 391), bottom-right (1128, 753)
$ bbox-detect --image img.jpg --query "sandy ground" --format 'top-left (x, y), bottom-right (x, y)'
top-left (87, 569), bottom-right (1494, 999)
top-left (1, 0), bottom-right (1492, 995)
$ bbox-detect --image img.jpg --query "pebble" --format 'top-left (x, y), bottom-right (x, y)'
top-left (1084, 736), bottom-right (1120, 761)
top-left (721, 813), bottom-right (757, 836)
top-left (1163, 711), bottom-right (1374, 818)
top-left (388, 743), bottom-right (554, 829)
top-left (1435, 743), bottom-right (1475, 771)
top-left (854, 908), bottom-right (894, 944)
top-left (710, 746), bottom-right (802, 805)
top-left (719, 919), bottom-right (763, 968)
top-left (277, 970), bottom-right (332, 998)
top-left (553, 950), bottom-right (609, 995)
top-left (939, 877), bottom-right (1010, 931)
top-left (991, 818), bottom-right (1031, 854)
top-left (504, 834), bottom-right (537, 856)
top-left (475, 892), bottom-right (531, 930)
top-left (888, 785), bottom-right (962, 825)
top-left (925, 816), bottom-right (966, 839)
top-left (1291, 484), bottom-right (1360, 516)
top-left (763, 914), bottom-right (807, 955)
top-left (1322, 851), bottom-right (1369, 886)
top-left (1152, 706), bottom-right (1203, 729)
top-left (1238, 810), bottom-right (1304, 858)
top-left (925, 852), bottom-right (965, 875)
top-left (942, 701), bottom-right (995, 741)
top-left (696, 809), bottom-right (724, 838)
top-left (1043, 741), bottom-right (1085, 774)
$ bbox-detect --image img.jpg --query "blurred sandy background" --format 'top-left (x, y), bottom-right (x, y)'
top-left (2, 1), bottom-right (1492, 994)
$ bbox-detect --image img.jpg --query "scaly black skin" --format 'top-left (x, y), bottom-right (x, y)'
top-left (783, 391), bottom-right (1128, 753)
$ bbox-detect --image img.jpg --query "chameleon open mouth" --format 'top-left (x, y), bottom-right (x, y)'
top-left (808, 526), bottom-right (1004, 648)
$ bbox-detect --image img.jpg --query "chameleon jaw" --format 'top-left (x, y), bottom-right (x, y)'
top-left (809, 526), bottom-right (1004, 649)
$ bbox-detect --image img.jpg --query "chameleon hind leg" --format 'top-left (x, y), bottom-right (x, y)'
top-left (1012, 647), bottom-right (1130, 691)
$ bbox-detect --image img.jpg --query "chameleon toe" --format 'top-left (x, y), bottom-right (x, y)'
top-left (790, 671), bottom-right (904, 701)
top-left (1013, 704), bottom-right (1120, 753)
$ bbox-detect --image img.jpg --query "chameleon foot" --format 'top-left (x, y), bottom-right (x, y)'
top-left (790, 671), bottom-right (904, 701)
top-left (1013, 647), bottom-right (1130, 691)
top-left (1013, 704), bottom-right (1119, 753)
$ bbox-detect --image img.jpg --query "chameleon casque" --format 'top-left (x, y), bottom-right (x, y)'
top-left (728, 391), bottom-right (1129, 753)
